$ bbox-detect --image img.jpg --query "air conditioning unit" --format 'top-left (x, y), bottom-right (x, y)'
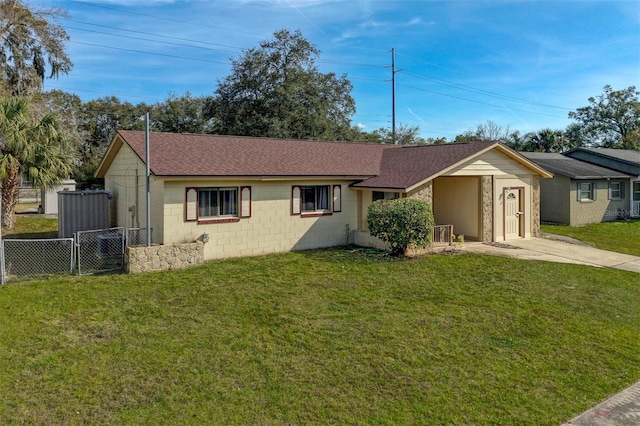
top-left (98, 233), bottom-right (123, 258)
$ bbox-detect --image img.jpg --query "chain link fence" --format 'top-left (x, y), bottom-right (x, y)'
top-left (126, 227), bottom-right (152, 247)
top-left (1, 238), bottom-right (75, 282)
top-left (0, 226), bottom-right (155, 283)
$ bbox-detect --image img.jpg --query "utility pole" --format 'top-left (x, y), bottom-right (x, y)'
top-left (387, 48), bottom-right (402, 144)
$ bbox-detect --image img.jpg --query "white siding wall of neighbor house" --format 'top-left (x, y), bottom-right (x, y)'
top-left (161, 180), bottom-right (359, 260)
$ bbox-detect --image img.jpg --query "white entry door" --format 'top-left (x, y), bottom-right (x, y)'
top-left (504, 189), bottom-right (521, 240)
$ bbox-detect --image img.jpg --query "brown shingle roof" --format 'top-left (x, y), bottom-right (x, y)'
top-left (352, 140), bottom-right (499, 189)
top-left (117, 130), bottom-right (394, 177)
top-left (102, 131), bottom-right (548, 190)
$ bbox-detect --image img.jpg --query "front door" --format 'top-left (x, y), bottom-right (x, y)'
top-left (504, 188), bottom-right (522, 240)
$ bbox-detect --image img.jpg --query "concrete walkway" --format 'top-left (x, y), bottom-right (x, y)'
top-left (562, 381), bottom-right (640, 426)
top-left (463, 235), bottom-right (640, 273)
top-left (462, 235), bottom-right (640, 425)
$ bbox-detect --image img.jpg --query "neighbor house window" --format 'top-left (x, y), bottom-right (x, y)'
top-left (608, 181), bottom-right (624, 200)
top-left (578, 182), bottom-right (595, 201)
top-left (291, 185), bottom-right (340, 216)
top-left (634, 182), bottom-right (640, 201)
top-left (185, 186), bottom-right (251, 222)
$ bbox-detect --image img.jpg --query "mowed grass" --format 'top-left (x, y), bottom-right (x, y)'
top-left (542, 219), bottom-right (640, 256)
top-left (3, 214), bottom-right (58, 239)
top-left (0, 249), bottom-right (639, 424)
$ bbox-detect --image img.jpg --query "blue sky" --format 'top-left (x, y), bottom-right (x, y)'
top-left (33, 0), bottom-right (640, 140)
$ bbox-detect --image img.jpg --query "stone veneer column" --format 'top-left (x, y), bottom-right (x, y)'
top-left (531, 175), bottom-right (541, 237)
top-left (407, 180), bottom-right (433, 207)
top-left (481, 176), bottom-right (493, 243)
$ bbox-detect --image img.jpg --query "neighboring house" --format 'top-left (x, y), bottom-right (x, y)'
top-left (564, 147), bottom-right (640, 218)
top-left (95, 131), bottom-right (551, 261)
top-left (40, 179), bottom-right (76, 214)
top-left (522, 152), bottom-right (631, 225)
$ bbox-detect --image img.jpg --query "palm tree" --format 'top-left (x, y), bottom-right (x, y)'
top-left (0, 97), bottom-right (72, 228)
top-left (523, 129), bottom-right (568, 153)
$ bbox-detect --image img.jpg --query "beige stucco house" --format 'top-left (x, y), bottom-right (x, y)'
top-left (523, 152), bottom-right (632, 225)
top-left (95, 131), bottom-right (551, 260)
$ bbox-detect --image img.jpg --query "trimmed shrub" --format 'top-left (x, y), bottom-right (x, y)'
top-left (367, 198), bottom-right (435, 256)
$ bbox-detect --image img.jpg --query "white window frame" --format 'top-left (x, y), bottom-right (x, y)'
top-left (578, 182), bottom-right (595, 202)
top-left (608, 181), bottom-right (623, 200)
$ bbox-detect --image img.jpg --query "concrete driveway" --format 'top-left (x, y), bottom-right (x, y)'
top-left (463, 235), bottom-right (640, 273)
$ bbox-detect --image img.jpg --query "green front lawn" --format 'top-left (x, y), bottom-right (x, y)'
top-left (542, 220), bottom-right (640, 256)
top-left (0, 249), bottom-right (638, 424)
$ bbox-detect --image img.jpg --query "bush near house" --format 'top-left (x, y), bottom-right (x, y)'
top-left (367, 198), bottom-right (435, 256)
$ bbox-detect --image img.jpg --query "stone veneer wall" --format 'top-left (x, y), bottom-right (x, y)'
top-left (126, 242), bottom-right (204, 274)
top-left (481, 176), bottom-right (493, 243)
top-left (407, 181), bottom-right (433, 206)
top-left (531, 175), bottom-right (541, 237)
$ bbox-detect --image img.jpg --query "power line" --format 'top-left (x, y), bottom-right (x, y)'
top-left (398, 84), bottom-right (567, 119)
top-left (403, 70), bottom-right (572, 111)
top-left (61, 20), bottom-right (387, 70)
top-left (61, 18), bottom-right (244, 53)
top-left (66, 0), bottom-right (265, 38)
top-left (65, 25), bottom-right (239, 56)
top-left (68, 40), bottom-right (231, 65)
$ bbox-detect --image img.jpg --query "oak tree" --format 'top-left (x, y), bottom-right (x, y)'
top-left (207, 29), bottom-right (356, 141)
top-left (0, 0), bottom-right (72, 95)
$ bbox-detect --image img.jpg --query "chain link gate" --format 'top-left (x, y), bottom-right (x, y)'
top-left (76, 227), bottom-right (125, 276)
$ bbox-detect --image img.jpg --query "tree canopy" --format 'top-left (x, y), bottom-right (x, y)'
top-left (0, 0), bottom-right (72, 96)
top-left (568, 85), bottom-right (640, 149)
top-left (359, 124), bottom-right (428, 145)
top-left (206, 29), bottom-right (356, 140)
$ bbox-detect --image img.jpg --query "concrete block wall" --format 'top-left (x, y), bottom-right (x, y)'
top-left (161, 180), bottom-right (358, 260)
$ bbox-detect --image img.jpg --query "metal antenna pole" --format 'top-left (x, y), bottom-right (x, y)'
top-left (145, 113), bottom-right (151, 247)
top-left (392, 48), bottom-right (396, 144)
top-left (388, 48), bottom-right (402, 145)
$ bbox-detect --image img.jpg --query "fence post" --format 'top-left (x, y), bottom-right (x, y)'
top-left (0, 240), bottom-right (6, 285)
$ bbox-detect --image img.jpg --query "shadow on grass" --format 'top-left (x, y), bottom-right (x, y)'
top-left (3, 231), bottom-right (59, 239)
